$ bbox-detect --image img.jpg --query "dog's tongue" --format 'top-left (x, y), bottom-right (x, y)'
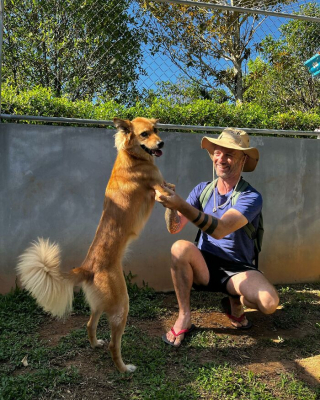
top-left (153, 150), bottom-right (163, 157)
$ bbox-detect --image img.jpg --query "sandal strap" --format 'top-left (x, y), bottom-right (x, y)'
top-left (171, 327), bottom-right (190, 337)
top-left (226, 312), bottom-right (245, 323)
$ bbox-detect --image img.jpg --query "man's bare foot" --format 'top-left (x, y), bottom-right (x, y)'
top-left (162, 314), bottom-right (194, 347)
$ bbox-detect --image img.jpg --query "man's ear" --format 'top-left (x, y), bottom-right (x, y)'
top-left (113, 118), bottom-right (132, 134)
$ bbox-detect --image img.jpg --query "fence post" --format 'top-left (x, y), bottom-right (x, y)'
top-left (0, 0), bottom-right (4, 121)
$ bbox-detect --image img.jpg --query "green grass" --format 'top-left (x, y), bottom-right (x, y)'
top-left (0, 288), bottom-right (81, 400)
top-left (195, 364), bottom-right (275, 399)
top-left (0, 281), bottom-right (319, 400)
top-left (272, 284), bottom-right (320, 329)
top-left (1, 368), bottom-right (79, 400)
top-left (125, 271), bottom-right (166, 318)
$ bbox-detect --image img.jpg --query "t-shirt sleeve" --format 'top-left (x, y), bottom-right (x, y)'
top-left (186, 182), bottom-right (210, 210)
top-left (232, 189), bottom-right (262, 223)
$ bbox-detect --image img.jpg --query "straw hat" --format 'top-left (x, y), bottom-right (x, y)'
top-left (201, 128), bottom-right (259, 172)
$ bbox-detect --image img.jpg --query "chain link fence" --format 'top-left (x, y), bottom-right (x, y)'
top-left (0, 0), bottom-right (319, 133)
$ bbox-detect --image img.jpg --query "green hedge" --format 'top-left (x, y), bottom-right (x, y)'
top-left (1, 85), bottom-right (320, 132)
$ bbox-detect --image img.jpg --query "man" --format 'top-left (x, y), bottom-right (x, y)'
top-left (155, 128), bottom-right (279, 347)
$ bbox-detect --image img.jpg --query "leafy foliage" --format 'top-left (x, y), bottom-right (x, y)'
top-left (1, 84), bottom-right (127, 123)
top-left (3, 0), bottom-right (145, 104)
top-left (2, 83), bottom-right (319, 132)
top-left (244, 3), bottom-right (320, 112)
top-left (138, 0), bottom-right (297, 102)
top-left (142, 77), bottom-right (231, 106)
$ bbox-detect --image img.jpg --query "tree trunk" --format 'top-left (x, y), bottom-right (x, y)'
top-left (234, 62), bottom-right (243, 103)
top-left (231, 2), bottom-right (243, 103)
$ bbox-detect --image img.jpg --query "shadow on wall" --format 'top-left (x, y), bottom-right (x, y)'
top-left (1, 124), bottom-right (320, 294)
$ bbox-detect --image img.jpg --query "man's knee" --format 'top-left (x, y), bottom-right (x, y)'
top-left (260, 290), bottom-right (279, 314)
top-left (171, 240), bottom-right (195, 262)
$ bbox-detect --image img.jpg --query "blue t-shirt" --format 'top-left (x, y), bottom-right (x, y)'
top-left (186, 180), bottom-right (262, 265)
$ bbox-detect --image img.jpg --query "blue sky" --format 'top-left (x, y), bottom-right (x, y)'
top-left (135, 14), bottom-right (284, 94)
top-left (133, 1), bottom-right (311, 94)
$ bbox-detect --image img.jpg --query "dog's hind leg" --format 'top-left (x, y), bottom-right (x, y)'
top-left (87, 310), bottom-right (104, 348)
top-left (108, 304), bottom-right (137, 373)
top-left (83, 283), bottom-right (106, 348)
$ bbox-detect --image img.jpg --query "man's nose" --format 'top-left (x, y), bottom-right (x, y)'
top-left (216, 153), bottom-right (226, 162)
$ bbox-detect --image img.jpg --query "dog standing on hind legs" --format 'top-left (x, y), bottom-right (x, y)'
top-left (16, 117), bottom-right (171, 373)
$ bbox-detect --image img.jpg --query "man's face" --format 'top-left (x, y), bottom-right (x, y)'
top-left (212, 145), bottom-right (245, 180)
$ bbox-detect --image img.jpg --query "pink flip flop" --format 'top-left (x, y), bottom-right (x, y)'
top-left (162, 324), bottom-right (196, 347)
top-left (221, 297), bottom-right (252, 330)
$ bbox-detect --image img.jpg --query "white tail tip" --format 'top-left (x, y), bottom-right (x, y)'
top-left (16, 238), bottom-right (74, 318)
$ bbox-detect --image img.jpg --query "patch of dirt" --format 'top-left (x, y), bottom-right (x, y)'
top-left (36, 293), bottom-right (320, 399)
top-left (39, 315), bottom-right (89, 347)
top-left (296, 355), bottom-right (320, 386)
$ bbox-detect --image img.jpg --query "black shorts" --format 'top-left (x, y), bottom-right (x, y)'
top-left (192, 250), bottom-right (260, 296)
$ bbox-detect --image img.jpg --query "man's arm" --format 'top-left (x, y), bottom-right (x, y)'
top-left (160, 182), bottom-right (188, 234)
top-left (156, 186), bottom-right (248, 239)
top-left (164, 209), bottom-right (188, 234)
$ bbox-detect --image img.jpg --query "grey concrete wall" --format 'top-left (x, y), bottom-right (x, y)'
top-left (1, 123), bottom-right (320, 293)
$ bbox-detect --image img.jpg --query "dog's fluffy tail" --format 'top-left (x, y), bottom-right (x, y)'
top-left (16, 238), bottom-right (75, 318)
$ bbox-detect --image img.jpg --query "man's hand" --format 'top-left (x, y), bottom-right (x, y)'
top-left (163, 182), bottom-right (175, 192)
top-left (155, 182), bottom-right (188, 234)
top-left (156, 182), bottom-right (249, 240)
top-left (155, 185), bottom-right (182, 210)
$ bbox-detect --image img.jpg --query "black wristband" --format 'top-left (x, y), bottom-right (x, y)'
top-left (204, 219), bottom-right (218, 235)
top-left (198, 214), bottom-right (209, 229)
top-left (193, 212), bottom-right (202, 223)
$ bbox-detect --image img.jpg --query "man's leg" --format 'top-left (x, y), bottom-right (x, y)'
top-left (225, 270), bottom-right (279, 328)
top-left (164, 240), bottom-right (209, 346)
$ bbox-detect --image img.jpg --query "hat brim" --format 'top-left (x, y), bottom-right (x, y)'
top-left (201, 136), bottom-right (259, 172)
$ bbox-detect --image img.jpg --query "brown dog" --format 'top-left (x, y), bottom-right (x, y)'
top-left (16, 117), bottom-right (169, 373)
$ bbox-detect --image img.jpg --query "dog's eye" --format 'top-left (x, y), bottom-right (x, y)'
top-left (140, 131), bottom-right (149, 138)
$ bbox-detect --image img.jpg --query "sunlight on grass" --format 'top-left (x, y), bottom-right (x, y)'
top-left (278, 373), bottom-right (319, 400)
top-left (194, 364), bottom-right (318, 400)
top-left (0, 282), bottom-right (319, 399)
top-left (189, 330), bottom-right (234, 349)
top-left (195, 363), bottom-right (275, 399)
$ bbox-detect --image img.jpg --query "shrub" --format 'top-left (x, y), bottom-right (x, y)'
top-left (1, 84), bottom-right (319, 132)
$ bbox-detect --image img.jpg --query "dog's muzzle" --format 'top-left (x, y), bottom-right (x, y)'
top-left (141, 141), bottom-right (164, 157)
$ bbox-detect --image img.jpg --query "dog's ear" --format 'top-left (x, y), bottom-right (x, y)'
top-left (114, 118), bottom-right (134, 151)
top-left (150, 118), bottom-right (160, 126)
top-left (113, 118), bottom-right (132, 134)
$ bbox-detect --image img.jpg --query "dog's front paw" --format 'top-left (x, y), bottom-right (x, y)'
top-left (164, 182), bottom-right (175, 191)
top-left (125, 364), bottom-right (137, 372)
